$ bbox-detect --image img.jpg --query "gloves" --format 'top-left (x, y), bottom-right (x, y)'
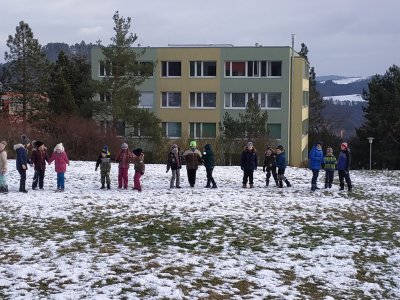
top-left (22, 164), bottom-right (26, 170)
top-left (141, 172), bottom-right (144, 175)
top-left (95, 167), bottom-right (98, 171)
top-left (166, 170), bottom-right (169, 173)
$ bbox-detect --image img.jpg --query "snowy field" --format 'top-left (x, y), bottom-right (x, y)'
top-left (1, 160), bottom-right (400, 299)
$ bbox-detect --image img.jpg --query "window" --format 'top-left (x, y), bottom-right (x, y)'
top-left (190, 123), bottom-right (216, 138)
top-left (268, 61), bottom-right (282, 77)
top-left (161, 92), bottom-right (181, 107)
top-left (130, 123), bottom-right (152, 137)
top-left (225, 61), bottom-right (281, 77)
top-left (139, 61), bottom-right (154, 77)
top-left (162, 122), bottom-right (182, 138)
top-left (267, 93), bottom-right (282, 108)
top-left (190, 61), bottom-right (216, 77)
top-left (225, 61), bottom-right (246, 76)
top-left (225, 92), bottom-right (282, 109)
top-left (302, 119), bottom-right (309, 136)
top-left (99, 60), bottom-right (111, 77)
top-left (161, 61), bottom-right (181, 77)
top-left (189, 92), bottom-right (216, 108)
top-left (116, 121), bottom-right (125, 136)
top-left (303, 62), bottom-right (309, 79)
top-left (139, 92), bottom-right (153, 108)
top-left (99, 92), bottom-right (111, 102)
top-left (303, 91), bottom-right (309, 107)
top-left (268, 123), bottom-right (281, 139)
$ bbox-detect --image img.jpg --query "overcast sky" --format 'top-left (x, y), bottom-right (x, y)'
top-left (1, 0), bottom-right (399, 77)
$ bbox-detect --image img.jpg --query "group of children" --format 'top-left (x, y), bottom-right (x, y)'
top-left (0, 134), bottom-right (352, 194)
top-left (0, 134), bottom-right (70, 194)
top-left (308, 142), bottom-right (352, 192)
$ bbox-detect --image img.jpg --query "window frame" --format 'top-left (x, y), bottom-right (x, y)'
top-left (162, 122), bottom-right (182, 138)
top-left (189, 61), bottom-right (217, 77)
top-left (161, 92), bottom-right (182, 108)
top-left (224, 92), bottom-right (282, 109)
top-left (189, 92), bottom-right (217, 109)
top-left (161, 61), bottom-right (181, 77)
top-left (189, 122), bottom-right (217, 139)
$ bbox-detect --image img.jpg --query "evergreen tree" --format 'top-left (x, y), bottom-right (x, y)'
top-left (95, 11), bottom-right (158, 136)
top-left (4, 21), bottom-right (51, 122)
top-left (355, 65), bottom-right (400, 169)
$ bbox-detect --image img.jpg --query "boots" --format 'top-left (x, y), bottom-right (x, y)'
top-left (285, 180), bottom-right (291, 187)
top-left (311, 184), bottom-right (317, 191)
top-left (266, 178), bottom-right (269, 187)
top-left (278, 181), bottom-right (283, 188)
top-left (100, 184), bottom-right (105, 189)
top-left (107, 184), bottom-right (110, 190)
top-left (249, 184), bottom-right (254, 188)
top-left (348, 185), bottom-right (352, 192)
top-left (275, 180), bottom-right (279, 187)
top-left (242, 184), bottom-right (247, 188)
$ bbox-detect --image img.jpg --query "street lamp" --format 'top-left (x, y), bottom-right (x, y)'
top-left (367, 137), bottom-right (374, 170)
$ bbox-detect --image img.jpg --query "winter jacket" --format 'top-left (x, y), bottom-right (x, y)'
top-left (337, 149), bottom-right (351, 171)
top-left (240, 147), bottom-right (258, 171)
top-left (263, 152), bottom-right (277, 168)
top-left (276, 151), bottom-right (287, 170)
top-left (133, 154), bottom-right (145, 174)
top-left (308, 145), bottom-right (324, 170)
top-left (115, 149), bottom-right (133, 169)
top-left (13, 144), bottom-right (29, 170)
top-left (202, 144), bottom-right (215, 170)
top-left (49, 151), bottom-right (69, 173)
top-left (323, 154), bottom-right (337, 171)
top-left (183, 148), bottom-right (202, 170)
top-left (0, 150), bottom-right (7, 173)
top-left (31, 149), bottom-right (49, 171)
top-left (95, 153), bottom-right (112, 171)
top-left (166, 150), bottom-right (182, 171)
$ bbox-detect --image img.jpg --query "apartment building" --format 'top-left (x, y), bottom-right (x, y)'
top-left (91, 45), bottom-right (309, 166)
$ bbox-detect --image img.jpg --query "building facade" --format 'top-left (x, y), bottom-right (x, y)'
top-left (91, 45), bottom-right (309, 166)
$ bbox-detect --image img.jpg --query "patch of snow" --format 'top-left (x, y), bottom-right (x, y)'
top-left (332, 77), bottom-right (368, 85)
top-left (323, 94), bottom-right (366, 105)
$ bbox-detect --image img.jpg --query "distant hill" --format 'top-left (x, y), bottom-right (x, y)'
top-left (316, 76), bottom-right (371, 139)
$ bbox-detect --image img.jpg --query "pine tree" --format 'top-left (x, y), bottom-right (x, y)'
top-left (355, 65), bottom-right (400, 169)
top-left (95, 11), bottom-right (158, 137)
top-left (4, 21), bottom-right (50, 122)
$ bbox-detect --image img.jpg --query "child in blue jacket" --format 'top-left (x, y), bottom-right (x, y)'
top-left (308, 142), bottom-right (324, 191)
top-left (276, 145), bottom-right (291, 188)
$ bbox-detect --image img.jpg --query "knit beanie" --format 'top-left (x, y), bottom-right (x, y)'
top-left (190, 141), bottom-right (197, 148)
top-left (133, 148), bottom-right (143, 156)
top-left (21, 134), bottom-right (30, 145)
top-left (341, 142), bottom-right (348, 150)
top-left (54, 143), bottom-right (64, 152)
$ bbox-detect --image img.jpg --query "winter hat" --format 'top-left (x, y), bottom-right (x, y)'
top-left (204, 144), bottom-right (211, 151)
top-left (0, 141), bottom-right (7, 151)
top-left (54, 143), bottom-right (64, 152)
top-left (326, 147), bottom-right (333, 154)
top-left (190, 141), bottom-right (197, 148)
top-left (121, 143), bottom-right (128, 150)
top-left (102, 145), bottom-right (109, 154)
top-left (21, 134), bottom-right (30, 145)
top-left (277, 145), bottom-right (284, 151)
top-left (341, 142), bottom-right (348, 150)
top-left (34, 141), bottom-right (44, 148)
top-left (316, 141), bottom-right (323, 146)
top-left (171, 144), bottom-right (178, 149)
top-left (133, 148), bottom-right (143, 156)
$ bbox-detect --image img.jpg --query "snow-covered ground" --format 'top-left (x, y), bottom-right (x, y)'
top-left (323, 94), bottom-right (366, 105)
top-left (1, 160), bottom-right (400, 299)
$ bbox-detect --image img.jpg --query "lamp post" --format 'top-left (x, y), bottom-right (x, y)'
top-left (367, 137), bottom-right (374, 170)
